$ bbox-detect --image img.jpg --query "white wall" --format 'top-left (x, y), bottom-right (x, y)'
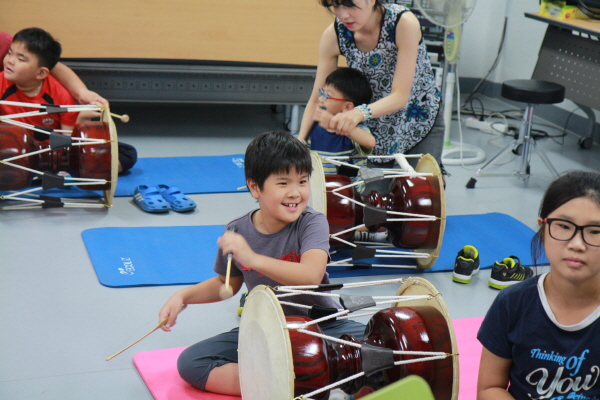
top-left (458, 0), bottom-right (589, 119)
top-left (458, 0), bottom-right (546, 84)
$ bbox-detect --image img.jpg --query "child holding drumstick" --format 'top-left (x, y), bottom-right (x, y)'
top-left (0, 28), bottom-right (136, 172)
top-left (477, 171), bottom-right (600, 399)
top-left (158, 131), bottom-right (372, 397)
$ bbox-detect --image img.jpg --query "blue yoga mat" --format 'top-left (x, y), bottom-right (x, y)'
top-left (82, 213), bottom-right (544, 287)
top-left (82, 225), bottom-right (225, 288)
top-left (3, 154), bottom-right (247, 200)
top-left (328, 212), bottom-right (547, 278)
top-left (115, 155), bottom-right (247, 196)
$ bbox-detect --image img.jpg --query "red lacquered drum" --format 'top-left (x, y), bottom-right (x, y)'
top-left (0, 108), bottom-right (118, 207)
top-left (309, 152), bottom-right (446, 269)
top-left (238, 278), bottom-right (458, 400)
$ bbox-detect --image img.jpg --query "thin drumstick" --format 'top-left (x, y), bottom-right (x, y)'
top-left (105, 318), bottom-right (168, 361)
top-left (219, 225), bottom-right (238, 300)
top-left (110, 113), bottom-right (130, 123)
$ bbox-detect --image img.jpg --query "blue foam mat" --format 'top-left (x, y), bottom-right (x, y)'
top-left (328, 212), bottom-right (547, 278)
top-left (115, 155), bottom-right (247, 196)
top-left (82, 213), bottom-right (544, 287)
top-left (2, 154), bottom-right (247, 200)
top-left (82, 225), bottom-right (225, 287)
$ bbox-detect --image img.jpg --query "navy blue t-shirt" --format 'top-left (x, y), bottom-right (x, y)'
top-left (478, 274), bottom-right (600, 400)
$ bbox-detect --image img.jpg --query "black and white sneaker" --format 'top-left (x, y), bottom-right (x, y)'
top-left (488, 256), bottom-right (534, 289)
top-left (452, 245), bottom-right (480, 284)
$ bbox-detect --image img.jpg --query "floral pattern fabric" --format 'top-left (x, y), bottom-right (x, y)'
top-left (335, 4), bottom-right (441, 158)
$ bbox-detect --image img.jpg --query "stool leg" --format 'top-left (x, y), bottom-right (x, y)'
top-left (516, 104), bottom-right (535, 179)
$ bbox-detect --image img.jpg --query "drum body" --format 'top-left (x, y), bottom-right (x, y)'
top-left (0, 122), bottom-right (112, 191)
top-left (288, 306), bottom-right (453, 400)
top-left (309, 153), bottom-right (446, 268)
top-left (239, 280), bottom-right (458, 400)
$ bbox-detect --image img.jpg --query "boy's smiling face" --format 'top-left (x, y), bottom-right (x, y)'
top-left (3, 41), bottom-right (47, 86)
top-left (248, 167), bottom-right (311, 234)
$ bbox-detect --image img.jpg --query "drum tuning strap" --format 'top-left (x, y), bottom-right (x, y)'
top-left (49, 132), bottom-right (73, 150)
top-left (363, 205), bottom-right (388, 229)
top-left (352, 245), bottom-right (376, 261)
top-left (310, 283), bottom-right (344, 292)
top-left (40, 195), bottom-right (64, 208)
top-left (42, 173), bottom-right (65, 190)
top-left (358, 167), bottom-right (385, 183)
top-left (33, 126), bottom-right (53, 141)
top-left (42, 104), bottom-right (68, 114)
top-left (360, 343), bottom-right (395, 376)
top-left (339, 294), bottom-right (376, 312)
top-left (336, 164), bottom-right (358, 178)
top-left (308, 305), bottom-right (339, 320)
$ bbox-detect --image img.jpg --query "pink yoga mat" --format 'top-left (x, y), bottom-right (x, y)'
top-left (134, 317), bottom-right (484, 399)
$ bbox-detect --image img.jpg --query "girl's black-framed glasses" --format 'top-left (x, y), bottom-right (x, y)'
top-left (545, 218), bottom-right (600, 247)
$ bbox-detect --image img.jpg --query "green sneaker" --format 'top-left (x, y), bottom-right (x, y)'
top-left (237, 292), bottom-right (248, 316)
top-left (488, 256), bottom-right (534, 289)
top-left (452, 245), bottom-right (480, 284)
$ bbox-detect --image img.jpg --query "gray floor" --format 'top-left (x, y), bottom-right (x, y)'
top-left (1, 97), bottom-right (599, 399)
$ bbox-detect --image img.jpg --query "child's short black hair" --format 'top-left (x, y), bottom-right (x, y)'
top-left (325, 67), bottom-right (372, 106)
top-left (13, 28), bottom-right (61, 70)
top-left (245, 131), bottom-right (312, 190)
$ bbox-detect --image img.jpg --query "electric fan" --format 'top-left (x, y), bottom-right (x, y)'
top-left (415, 0), bottom-right (485, 165)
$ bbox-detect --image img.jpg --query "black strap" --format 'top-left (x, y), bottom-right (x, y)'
top-left (49, 132), bottom-right (72, 150)
top-left (42, 173), bottom-right (65, 190)
top-left (352, 245), bottom-right (377, 261)
top-left (361, 343), bottom-right (395, 376)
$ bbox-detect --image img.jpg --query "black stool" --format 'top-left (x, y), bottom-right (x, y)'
top-left (466, 79), bottom-right (565, 188)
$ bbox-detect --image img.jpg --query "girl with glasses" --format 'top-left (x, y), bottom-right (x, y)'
top-left (477, 170), bottom-right (600, 400)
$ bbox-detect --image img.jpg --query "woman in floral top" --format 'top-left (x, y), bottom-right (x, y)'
top-left (299, 0), bottom-right (444, 170)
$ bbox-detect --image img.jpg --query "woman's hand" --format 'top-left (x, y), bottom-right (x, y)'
top-left (329, 108), bottom-right (365, 136)
top-left (77, 89), bottom-right (109, 107)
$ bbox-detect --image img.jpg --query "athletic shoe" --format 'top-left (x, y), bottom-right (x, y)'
top-left (452, 245), bottom-right (480, 284)
top-left (488, 256), bottom-right (534, 289)
top-left (237, 292), bottom-right (248, 316)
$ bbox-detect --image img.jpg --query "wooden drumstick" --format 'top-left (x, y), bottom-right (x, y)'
top-left (219, 225), bottom-right (238, 300)
top-left (110, 112), bottom-right (130, 123)
top-left (106, 317), bottom-right (168, 361)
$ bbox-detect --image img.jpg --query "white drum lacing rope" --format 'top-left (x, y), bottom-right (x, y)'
top-left (0, 101), bottom-right (105, 143)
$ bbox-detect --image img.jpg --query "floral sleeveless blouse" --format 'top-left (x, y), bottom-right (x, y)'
top-left (335, 4), bottom-right (441, 158)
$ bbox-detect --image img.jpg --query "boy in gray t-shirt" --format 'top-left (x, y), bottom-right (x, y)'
top-left (158, 131), bottom-right (364, 396)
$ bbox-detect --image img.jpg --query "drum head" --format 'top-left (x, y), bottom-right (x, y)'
top-left (308, 151), bottom-right (326, 215)
top-left (239, 285), bottom-right (294, 400)
top-left (394, 277), bottom-right (459, 400)
top-left (414, 154), bottom-right (446, 269)
top-left (101, 108), bottom-right (119, 207)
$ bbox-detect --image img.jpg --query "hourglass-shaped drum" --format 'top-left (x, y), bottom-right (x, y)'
top-left (239, 278), bottom-right (458, 400)
top-left (0, 109), bottom-right (118, 206)
top-left (309, 153), bottom-right (446, 268)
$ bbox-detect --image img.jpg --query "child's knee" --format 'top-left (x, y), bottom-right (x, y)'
top-left (177, 346), bottom-right (231, 391)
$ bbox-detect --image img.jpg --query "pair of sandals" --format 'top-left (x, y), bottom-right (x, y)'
top-left (133, 184), bottom-right (197, 213)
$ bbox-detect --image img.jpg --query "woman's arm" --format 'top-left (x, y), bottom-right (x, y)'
top-left (298, 24), bottom-right (341, 142)
top-left (329, 12), bottom-right (422, 135)
top-left (51, 62), bottom-right (108, 105)
top-left (477, 347), bottom-right (515, 400)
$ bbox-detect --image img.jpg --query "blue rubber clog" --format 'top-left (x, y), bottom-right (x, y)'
top-left (157, 184), bottom-right (197, 212)
top-left (133, 185), bottom-right (171, 213)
